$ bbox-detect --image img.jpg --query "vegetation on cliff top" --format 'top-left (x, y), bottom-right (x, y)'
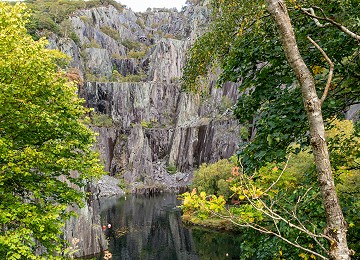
top-left (22, 0), bottom-right (124, 40)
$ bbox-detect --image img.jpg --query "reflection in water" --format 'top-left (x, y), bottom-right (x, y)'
top-left (97, 194), bottom-right (242, 260)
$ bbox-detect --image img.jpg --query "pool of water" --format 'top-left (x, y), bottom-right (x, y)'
top-left (95, 193), bottom-right (243, 260)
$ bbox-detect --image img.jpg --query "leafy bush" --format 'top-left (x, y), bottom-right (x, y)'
top-left (82, 39), bottom-right (101, 49)
top-left (79, 15), bottom-right (91, 24)
top-left (90, 112), bottom-right (113, 127)
top-left (100, 25), bottom-right (120, 41)
top-left (120, 73), bottom-right (147, 82)
top-left (121, 39), bottom-right (142, 51)
top-left (26, 12), bottom-right (60, 39)
top-left (69, 31), bottom-right (81, 45)
top-left (111, 70), bottom-right (147, 82)
top-left (192, 157), bottom-right (238, 200)
top-left (182, 133), bottom-right (360, 258)
top-left (166, 164), bottom-right (177, 174)
top-left (136, 18), bottom-right (145, 29)
top-left (140, 119), bottom-right (155, 128)
top-left (127, 50), bottom-right (146, 59)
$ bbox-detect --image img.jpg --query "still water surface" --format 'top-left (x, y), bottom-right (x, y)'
top-left (96, 193), bottom-right (242, 260)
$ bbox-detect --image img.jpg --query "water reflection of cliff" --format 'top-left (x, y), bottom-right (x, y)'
top-left (99, 194), bottom-right (242, 260)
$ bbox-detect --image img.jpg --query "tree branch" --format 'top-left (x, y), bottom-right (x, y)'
top-left (210, 207), bottom-right (328, 260)
top-left (301, 7), bottom-right (360, 41)
top-left (307, 36), bottom-right (334, 105)
top-left (264, 155), bottom-right (291, 193)
top-left (301, 8), bottom-right (329, 27)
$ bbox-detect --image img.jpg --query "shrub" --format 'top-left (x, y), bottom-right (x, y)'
top-left (100, 26), bottom-right (120, 41)
top-left (166, 164), bottom-right (177, 174)
top-left (140, 120), bottom-right (153, 128)
top-left (82, 39), bottom-right (101, 48)
top-left (192, 157), bottom-right (237, 200)
top-left (79, 15), bottom-right (91, 24)
top-left (121, 73), bottom-right (147, 82)
top-left (69, 31), bottom-right (81, 45)
top-left (121, 39), bottom-right (142, 51)
top-left (136, 18), bottom-right (145, 29)
top-left (90, 112), bottom-right (113, 127)
top-left (127, 50), bottom-right (146, 59)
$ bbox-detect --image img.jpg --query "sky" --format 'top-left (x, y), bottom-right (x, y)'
top-left (119, 0), bottom-right (187, 12)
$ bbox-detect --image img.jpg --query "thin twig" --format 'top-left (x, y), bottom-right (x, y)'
top-left (307, 36), bottom-right (334, 105)
top-left (294, 187), bottom-right (312, 213)
top-left (264, 155), bottom-right (291, 193)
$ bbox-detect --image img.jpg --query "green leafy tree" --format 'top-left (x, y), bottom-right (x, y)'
top-left (192, 158), bottom-right (236, 200)
top-left (0, 3), bottom-right (103, 259)
top-left (182, 0), bottom-right (360, 259)
top-left (183, 0), bottom-right (360, 171)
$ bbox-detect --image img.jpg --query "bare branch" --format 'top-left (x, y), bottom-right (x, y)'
top-left (307, 36), bottom-right (334, 105)
top-left (301, 8), bottom-right (360, 41)
top-left (301, 8), bottom-right (329, 27)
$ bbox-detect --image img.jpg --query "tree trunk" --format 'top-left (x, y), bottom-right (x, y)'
top-left (265, 0), bottom-right (350, 259)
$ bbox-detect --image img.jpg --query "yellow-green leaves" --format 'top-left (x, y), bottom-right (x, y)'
top-left (0, 3), bottom-right (104, 258)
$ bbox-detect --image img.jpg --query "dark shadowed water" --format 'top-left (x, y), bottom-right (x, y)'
top-left (95, 193), bottom-right (242, 260)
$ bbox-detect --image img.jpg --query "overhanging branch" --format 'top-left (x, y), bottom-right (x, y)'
top-left (301, 7), bottom-right (360, 41)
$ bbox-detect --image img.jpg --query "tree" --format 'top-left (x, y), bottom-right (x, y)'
top-left (0, 3), bottom-right (103, 259)
top-left (266, 1), bottom-right (349, 258)
top-left (182, 0), bottom-right (360, 259)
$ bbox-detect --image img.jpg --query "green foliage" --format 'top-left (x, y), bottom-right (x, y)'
top-left (327, 119), bottom-right (360, 172)
top-left (90, 112), bottom-right (113, 127)
top-left (181, 154), bottom-right (330, 258)
top-left (127, 50), bottom-right (146, 59)
top-left (24, 0), bottom-right (124, 39)
top-left (120, 39), bottom-right (148, 60)
top-left (182, 0), bottom-right (360, 172)
top-left (117, 179), bottom-right (127, 191)
top-left (166, 164), bottom-right (177, 174)
top-left (139, 119), bottom-right (158, 129)
top-left (219, 96), bottom-right (233, 113)
top-left (121, 39), bottom-right (142, 51)
top-left (191, 157), bottom-right (237, 200)
top-left (112, 72), bottom-right (147, 83)
top-left (100, 26), bottom-right (120, 41)
top-left (326, 119), bottom-right (360, 254)
top-left (135, 18), bottom-right (145, 29)
top-left (182, 141), bottom-right (360, 258)
top-left (82, 39), bottom-right (101, 49)
top-left (0, 3), bottom-right (104, 258)
top-left (79, 15), bottom-right (91, 24)
top-left (180, 189), bottom-right (227, 220)
top-left (26, 12), bottom-right (60, 39)
top-left (69, 30), bottom-right (81, 45)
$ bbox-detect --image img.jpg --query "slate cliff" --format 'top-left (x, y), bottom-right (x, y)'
top-left (44, 1), bottom-right (240, 257)
top-left (49, 1), bottom-right (240, 194)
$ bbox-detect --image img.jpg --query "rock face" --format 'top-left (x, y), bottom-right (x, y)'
top-left (85, 81), bottom-right (239, 192)
top-left (48, 1), bottom-right (240, 257)
top-left (49, 1), bottom-right (241, 193)
top-left (62, 183), bottom-right (107, 257)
